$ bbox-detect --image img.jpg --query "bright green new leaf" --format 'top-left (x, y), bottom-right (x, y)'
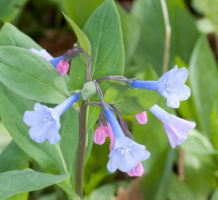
top-left (0, 46), bottom-right (70, 104)
top-left (0, 169), bottom-right (68, 199)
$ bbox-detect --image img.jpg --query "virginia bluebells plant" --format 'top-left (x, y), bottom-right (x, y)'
top-left (130, 65), bottom-right (190, 108)
top-left (25, 44), bottom-right (196, 180)
top-left (103, 103), bottom-right (150, 173)
top-left (149, 104), bottom-right (196, 148)
top-left (23, 93), bottom-right (80, 144)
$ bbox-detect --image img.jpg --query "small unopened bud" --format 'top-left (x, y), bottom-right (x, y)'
top-left (63, 47), bottom-right (80, 62)
top-left (81, 81), bottom-right (97, 100)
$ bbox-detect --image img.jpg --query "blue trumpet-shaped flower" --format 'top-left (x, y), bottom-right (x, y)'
top-left (30, 48), bottom-right (64, 68)
top-left (23, 93), bottom-right (80, 144)
top-left (130, 65), bottom-right (190, 108)
top-left (104, 104), bottom-right (150, 173)
top-left (149, 104), bottom-right (196, 148)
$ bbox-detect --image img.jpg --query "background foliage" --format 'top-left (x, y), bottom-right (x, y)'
top-left (0, 0), bottom-right (217, 199)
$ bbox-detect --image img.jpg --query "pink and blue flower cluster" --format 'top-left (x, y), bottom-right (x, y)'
top-left (23, 49), bottom-right (196, 178)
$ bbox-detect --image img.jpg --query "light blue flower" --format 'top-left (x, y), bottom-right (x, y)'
top-left (23, 93), bottom-right (80, 144)
top-left (103, 104), bottom-right (150, 173)
top-left (30, 48), bottom-right (63, 68)
top-left (107, 136), bottom-right (150, 173)
top-left (149, 104), bottom-right (196, 148)
top-left (30, 48), bottom-right (53, 61)
top-left (130, 65), bottom-right (190, 108)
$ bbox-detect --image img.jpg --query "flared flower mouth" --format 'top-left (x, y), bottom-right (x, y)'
top-left (157, 66), bottom-right (190, 108)
top-left (107, 136), bottom-right (150, 173)
top-left (23, 103), bottom-right (61, 144)
top-left (164, 116), bottom-right (196, 148)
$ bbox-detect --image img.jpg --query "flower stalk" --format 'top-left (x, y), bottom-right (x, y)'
top-left (75, 46), bottom-right (92, 199)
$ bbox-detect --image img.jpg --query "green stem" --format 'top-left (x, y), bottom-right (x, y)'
top-left (160, 0), bottom-right (171, 74)
top-left (75, 101), bottom-right (87, 199)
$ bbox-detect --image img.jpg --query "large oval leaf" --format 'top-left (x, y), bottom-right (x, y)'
top-left (0, 23), bottom-right (40, 49)
top-left (0, 83), bottom-right (66, 173)
top-left (83, 0), bottom-right (125, 79)
top-left (0, 169), bottom-right (68, 199)
top-left (0, 46), bottom-right (70, 104)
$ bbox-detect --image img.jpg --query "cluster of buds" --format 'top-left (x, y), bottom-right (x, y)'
top-left (23, 46), bottom-right (196, 177)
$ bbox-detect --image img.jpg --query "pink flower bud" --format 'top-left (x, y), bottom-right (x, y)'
top-left (94, 123), bottom-right (107, 145)
top-left (106, 122), bottom-right (115, 151)
top-left (135, 111), bottom-right (148, 124)
top-left (127, 162), bottom-right (144, 177)
top-left (56, 59), bottom-right (69, 76)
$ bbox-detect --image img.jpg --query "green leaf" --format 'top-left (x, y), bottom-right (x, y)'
top-left (68, 56), bottom-right (87, 90)
top-left (8, 192), bottom-right (28, 200)
top-left (0, 122), bottom-right (11, 152)
top-left (104, 83), bottom-right (159, 115)
top-left (0, 0), bottom-right (27, 22)
top-left (181, 129), bottom-right (217, 156)
top-left (0, 141), bottom-right (29, 173)
top-left (59, 107), bottom-right (79, 187)
top-left (0, 46), bottom-right (70, 104)
top-left (167, 173), bottom-right (194, 200)
top-left (116, 4), bottom-right (140, 65)
top-left (212, 189), bottom-right (218, 200)
top-left (90, 182), bottom-right (129, 200)
top-left (211, 103), bottom-right (218, 149)
top-left (83, 0), bottom-right (125, 79)
top-left (0, 169), bottom-right (68, 199)
top-left (0, 83), bottom-right (66, 173)
top-left (184, 153), bottom-right (216, 200)
top-left (58, 182), bottom-right (80, 200)
top-left (61, 0), bottom-right (104, 27)
top-left (0, 23), bottom-right (41, 49)
top-left (141, 149), bottom-right (176, 200)
top-left (131, 0), bottom-right (199, 75)
top-left (63, 13), bottom-right (91, 55)
top-left (189, 36), bottom-right (218, 137)
top-left (90, 184), bottom-right (116, 200)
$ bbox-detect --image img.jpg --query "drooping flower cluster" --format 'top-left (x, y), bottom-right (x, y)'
top-left (23, 46), bottom-right (195, 178)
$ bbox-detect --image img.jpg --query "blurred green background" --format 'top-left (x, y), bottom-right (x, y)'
top-left (0, 0), bottom-right (218, 199)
